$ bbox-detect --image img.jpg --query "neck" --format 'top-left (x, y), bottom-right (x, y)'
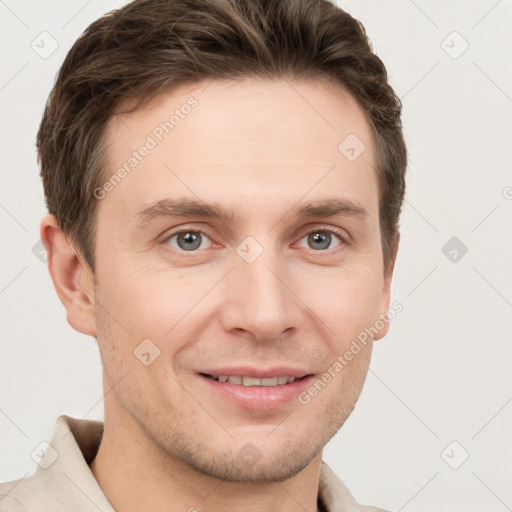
top-left (90, 401), bottom-right (323, 512)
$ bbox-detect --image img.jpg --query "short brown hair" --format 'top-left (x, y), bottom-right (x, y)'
top-left (37, 0), bottom-right (407, 275)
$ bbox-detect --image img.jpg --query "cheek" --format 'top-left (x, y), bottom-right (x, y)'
top-left (100, 262), bottom-right (195, 333)
top-left (98, 267), bottom-right (220, 379)
top-left (300, 265), bottom-right (385, 345)
top-left (93, 285), bottom-right (179, 410)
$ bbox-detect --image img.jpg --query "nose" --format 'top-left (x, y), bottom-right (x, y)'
top-left (219, 241), bottom-right (303, 342)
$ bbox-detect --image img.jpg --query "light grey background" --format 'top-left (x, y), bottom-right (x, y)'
top-left (1, 1), bottom-right (511, 511)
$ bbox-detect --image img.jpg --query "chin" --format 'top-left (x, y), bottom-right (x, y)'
top-left (185, 442), bottom-right (318, 483)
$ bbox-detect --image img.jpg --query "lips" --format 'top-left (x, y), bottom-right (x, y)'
top-left (198, 366), bottom-right (310, 380)
top-left (197, 367), bottom-right (315, 410)
top-left (201, 374), bottom-right (301, 386)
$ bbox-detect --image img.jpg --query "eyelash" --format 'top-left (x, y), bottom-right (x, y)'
top-left (161, 226), bottom-right (347, 253)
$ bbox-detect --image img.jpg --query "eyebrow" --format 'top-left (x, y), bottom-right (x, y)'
top-left (133, 196), bottom-right (369, 228)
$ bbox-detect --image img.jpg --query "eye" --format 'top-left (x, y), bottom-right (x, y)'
top-left (162, 226), bottom-right (346, 254)
top-left (163, 230), bottom-right (213, 252)
top-left (297, 228), bottom-right (344, 251)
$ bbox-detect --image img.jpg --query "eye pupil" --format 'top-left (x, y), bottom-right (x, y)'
top-left (177, 231), bottom-right (202, 251)
top-left (308, 232), bottom-right (331, 250)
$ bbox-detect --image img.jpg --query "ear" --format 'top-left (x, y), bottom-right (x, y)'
top-left (40, 213), bottom-right (97, 337)
top-left (373, 233), bottom-right (400, 341)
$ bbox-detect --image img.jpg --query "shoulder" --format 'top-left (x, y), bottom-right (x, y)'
top-left (0, 473), bottom-right (43, 511)
top-left (0, 469), bottom-right (99, 512)
top-left (319, 461), bottom-right (392, 512)
top-left (1, 414), bottom-right (111, 512)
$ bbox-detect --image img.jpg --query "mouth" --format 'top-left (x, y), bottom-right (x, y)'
top-left (200, 373), bottom-right (310, 386)
top-left (197, 370), bottom-right (315, 410)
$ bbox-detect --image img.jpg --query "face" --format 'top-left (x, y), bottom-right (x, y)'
top-left (88, 78), bottom-right (394, 482)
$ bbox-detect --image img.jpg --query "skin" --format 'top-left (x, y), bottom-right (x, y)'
top-left (41, 77), bottom-right (398, 512)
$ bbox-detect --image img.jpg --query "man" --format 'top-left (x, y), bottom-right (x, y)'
top-left (0, 0), bottom-right (406, 510)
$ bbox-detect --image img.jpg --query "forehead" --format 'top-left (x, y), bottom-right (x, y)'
top-left (99, 77), bottom-right (378, 225)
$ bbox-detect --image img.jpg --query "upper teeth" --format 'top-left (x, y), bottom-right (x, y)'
top-left (212, 375), bottom-right (296, 386)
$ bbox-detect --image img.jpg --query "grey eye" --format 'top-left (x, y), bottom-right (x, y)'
top-left (167, 231), bottom-right (210, 251)
top-left (296, 229), bottom-right (343, 251)
top-left (306, 231), bottom-right (337, 251)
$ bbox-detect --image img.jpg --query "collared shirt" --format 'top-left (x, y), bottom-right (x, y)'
top-left (0, 415), bottom-right (389, 512)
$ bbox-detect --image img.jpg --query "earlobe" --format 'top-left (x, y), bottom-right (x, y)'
top-left (40, 214), bottom-right (97, 337)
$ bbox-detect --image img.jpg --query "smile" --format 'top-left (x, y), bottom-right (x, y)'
top-left (203, 374), bottom-right (300, 386)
